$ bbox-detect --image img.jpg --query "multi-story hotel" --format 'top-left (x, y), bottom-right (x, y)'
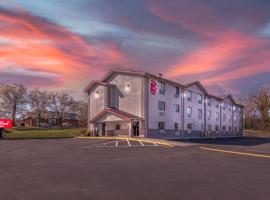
top-left (85, 70), bottom-right (244, 138)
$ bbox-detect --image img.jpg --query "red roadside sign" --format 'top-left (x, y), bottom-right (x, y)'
top-left (0, 119), bottom-right (12, 129)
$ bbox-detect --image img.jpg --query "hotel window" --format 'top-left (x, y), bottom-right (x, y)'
top-left (174, 104), bottom-right (180, 112)
top-left (228, 104), bottom-right (232, 111)
top-left (234, 116), bottom-right (237, 121)
top-left (229, 126), bottom-right (232, 131)
top-left (187, 91), bottom-right (192, 101)
top-left (175, 87), bottom-right (180, 98)
top-left (115, 124), bottom-right (121, 130)
top-left (215, 125), bottom-right (219, 132)
top-left (198, 109), bottom-right (203, 119)
top-left (187, 123), bottom-right (192, 131)
top-left (216, 112), bottom-right (219, 121)
top-left (239, 107), bottom-right (242, 113)
top-left (229, 115), bottom-right (232, 122)
top-left (207, 124), bottom-right (211, 131)
top-left (158, 121), bottom-right (165, 130)
top-left (223, 103), bottom-right (226, 110)
top-left (207, 97), bottom-right (211, 106)
top-left (234, 127), bottom-right (238, 132)
top-left (233, 106), bottom-right (236, 112)
top-left (216, 101), bottom-right (220, 108)
top-left (207, 111), bottom-right (211, 120)
top-left (198, 94), bottom-right (203, 104)
top-left (174, 123), bottom-right (179, 131)
top-left (158, 81), bottom-right (165, 94)
top-left (222, 126), bottom-right (226, 131)
top-left (223, 113), bottom-right (226, 121)
top-left (158, 101), bottom-right (166, 111)
top-left (187, 106), bottom-right (192, 118)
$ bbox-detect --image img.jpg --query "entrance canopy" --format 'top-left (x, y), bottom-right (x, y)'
top-left (90, 108), bottom-right (141, 123)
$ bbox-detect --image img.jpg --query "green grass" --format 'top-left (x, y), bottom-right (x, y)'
top-left (3, 128), bottom-right (83, 139)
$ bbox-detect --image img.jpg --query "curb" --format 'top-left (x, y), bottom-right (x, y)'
top-left (77, 136), bottom-right (174, 147)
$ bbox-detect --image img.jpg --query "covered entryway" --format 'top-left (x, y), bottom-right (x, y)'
top-left (89, 108), bottom-right (144, 137)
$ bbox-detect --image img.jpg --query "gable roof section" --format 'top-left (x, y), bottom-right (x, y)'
top-left (89, 108), bottom-right (141, 123)
top-left (84, 81), bottom-right (113, 93)
top-left (219, 94), bottom-right (236, 104)
top-left (185, 81), bottom-right (208, 94)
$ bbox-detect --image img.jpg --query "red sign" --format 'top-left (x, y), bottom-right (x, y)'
top-left (0, 119), bottom-right (12, 129)
top-left (150, 80), bottom-right (157, 95)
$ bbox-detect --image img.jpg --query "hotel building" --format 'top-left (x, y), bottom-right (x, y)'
top-left (85, 70), bottom-right (244, 138)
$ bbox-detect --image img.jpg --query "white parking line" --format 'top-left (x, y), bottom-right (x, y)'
top-left (116, 141), bottom-right (118, 147)
top-left (153, 143), bottom-right (158, 146)
top-left (126, 139), bottom-right (131, 146)
top-left (139, 141), bottom-right (145, 146)
top-left (81, 145), bottom-right (157, 149)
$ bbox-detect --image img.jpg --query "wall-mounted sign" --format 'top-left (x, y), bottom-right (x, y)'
top-left (0, 119), bottom-right (12, 129)
top-left (150, 80), bottom-right (157, 95)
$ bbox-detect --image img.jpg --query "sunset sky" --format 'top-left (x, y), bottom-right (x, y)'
top-left (0, 0), bottom-right (270, 99)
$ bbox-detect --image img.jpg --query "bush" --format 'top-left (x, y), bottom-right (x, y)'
top-left (80, 128), bottom-right (87, 135)
top-left (3, 129), bottom-right (13, 133)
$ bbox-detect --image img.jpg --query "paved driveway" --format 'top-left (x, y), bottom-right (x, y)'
top-left (0, 137), bottom-right (269, 200)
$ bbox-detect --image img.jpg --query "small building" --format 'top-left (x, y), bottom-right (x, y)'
top-left (84, 70), bottom-right (244, 138)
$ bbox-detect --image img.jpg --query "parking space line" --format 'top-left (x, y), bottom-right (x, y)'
top-left (116, 141), bottom-right (118, 147)
top-left (139, 141), bottom-right (144, 146)
top-left (81, 145), bottom-right (157, 149)
top-left (153, 143), bottom-right (158, 146)
top-left (200, 147), bottom-right (270, 159)
top-left (126, 139), bottom-right (131, 146)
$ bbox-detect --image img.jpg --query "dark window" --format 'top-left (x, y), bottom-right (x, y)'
top-left (175, 87), bottom-right (180, 97)
top-left (174, 123), bottom-right (178, 131)
top-left (207, 97), bottom-right (211, 106)
top-left (207, 111), bottom-right (211, 120)
top-left (158, 101), bottom-right (166, 111)
top-left (222, 126), bottom-right (226, 131)
top-left (234, 127), bottom-right (237, 132)
top-left (223, 113), bottom-right (226, 121)
top-left (216, 112), bottom-right (219, 121)
top-left (115, 124), bottom-right (121, 130)
top-left (207, 124), bottom-right (211, 131)
top-left (198, 94), bottom-right (203, 104)
top-left (187, 123), bottom-right (192, 131)
top-left (187, 91), bottom-right (192, 101)
top-left (216, 101), bottom-right (220, 108)
top-left (175, 104), bottom-right (180, 112)
top-left (158, 121), bottom-right (165, 130)
top-left (215, 125), bottom-right (219, 131)
top-left (229, 126), bottom-right (232, 131)
top-left (158, 81), bottom-right (165, 94)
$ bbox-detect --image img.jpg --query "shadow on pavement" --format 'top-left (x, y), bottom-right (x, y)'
top-left (170, 137), bottom-right (270, 146)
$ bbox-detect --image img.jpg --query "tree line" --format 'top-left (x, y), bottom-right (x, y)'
top-left (239, 85), bottom-right (270, 131)
top-left (0, 84), bottom-right (88, 127)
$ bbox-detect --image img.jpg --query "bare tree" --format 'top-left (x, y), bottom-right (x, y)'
top-left (0, 84), bottom-right (28, 125)
top-left (48, 92), bottom-right (77, 126)
top-left (252, 86), bottom-right (270, 129)
top-left (28, 89), bottom-right (48, 127)
top-left (75, 101), bottom-right (88, 127)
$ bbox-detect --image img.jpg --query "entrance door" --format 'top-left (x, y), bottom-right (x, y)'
top-left (132, 121), bottom-right (139, 137)
top-left (101, 123), bottom-right (106, 136)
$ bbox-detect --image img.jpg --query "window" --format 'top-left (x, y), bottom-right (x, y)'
top-left (222, 126), bottom-right (226, 131)
top-left (175, 87), bottom-right (180, 97)
top-left (187, 91), bottom-right (192, 101)
top-left (239, 107), bottom-right (242, 113)
top-left (201, 124), bottom-right (204, 131)
top-left (174, 104), bottom-right (180, 112)
top-left (198, 94), bottom-right (203, 104)
top-left (115, 124), bottom-right (121, 130)
top-left (234, 116), bottom-right (237, 121)
top-left (233, 106), bottom-right (236, 112)
top-left (158, 121), bottom-right (165, 130)
top-left (223, 113), bottom-right (226, 122)
top-left (158, 81), bottom-right (165, 94)
top-left (229, 126), bottom-right (232, 131)
top-left (187, 123), bottom-right (192, 131)
top-left (174, 123), bottom-right (179, 131)
top-left (198, 109), bottom-right (203, 119)
top-left (158, 101), bottom-right (166, 111)
top-left (223, 103), bottom-right (226, 110)
top-left (229, 115), bottom-right (232, 122)
top-left (216, 101), bottom-right (220, 108)
top-left (187, 106), bottom-right (192, 118)
top-left (234, 127), bottom-right (237, 132)
top-left (207, 97), bottom-right (211, 106)
top-left (215, 125), bottom-right (219, 132)
top-left (228, 104), bottom-right (232, 111)
top-left (207, 124), bottom-right (211, 131)
top-left (207, 111), bottom-right (211, 120)
top-left (216, 112), bottom-right (219, 121)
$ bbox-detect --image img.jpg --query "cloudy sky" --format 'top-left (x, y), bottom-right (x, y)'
top-left (0, 0), bottom-right (270, 98)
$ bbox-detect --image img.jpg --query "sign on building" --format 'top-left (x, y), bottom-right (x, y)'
top-left (0, 119), bottom-right (12, 129)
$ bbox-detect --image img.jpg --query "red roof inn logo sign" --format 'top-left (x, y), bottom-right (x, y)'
top-left (150, 80), bottom-right (157, 95)
top-left (0, 119), bottom-right (12, 129)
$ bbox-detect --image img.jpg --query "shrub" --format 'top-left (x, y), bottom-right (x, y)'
top-left (80, 128), bottom-right (87, 135)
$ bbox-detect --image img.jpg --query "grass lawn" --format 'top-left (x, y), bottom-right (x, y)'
top-left (3, 128), bottom-right (83, 139)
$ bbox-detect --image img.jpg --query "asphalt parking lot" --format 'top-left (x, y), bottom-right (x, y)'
top-left (0, 137), bottom-right (270, 200)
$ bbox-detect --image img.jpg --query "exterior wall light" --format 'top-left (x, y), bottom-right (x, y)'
top-left (125, 84), bottom-right (131, 93)
top-left (95, 91), bottom-right (100, 99)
